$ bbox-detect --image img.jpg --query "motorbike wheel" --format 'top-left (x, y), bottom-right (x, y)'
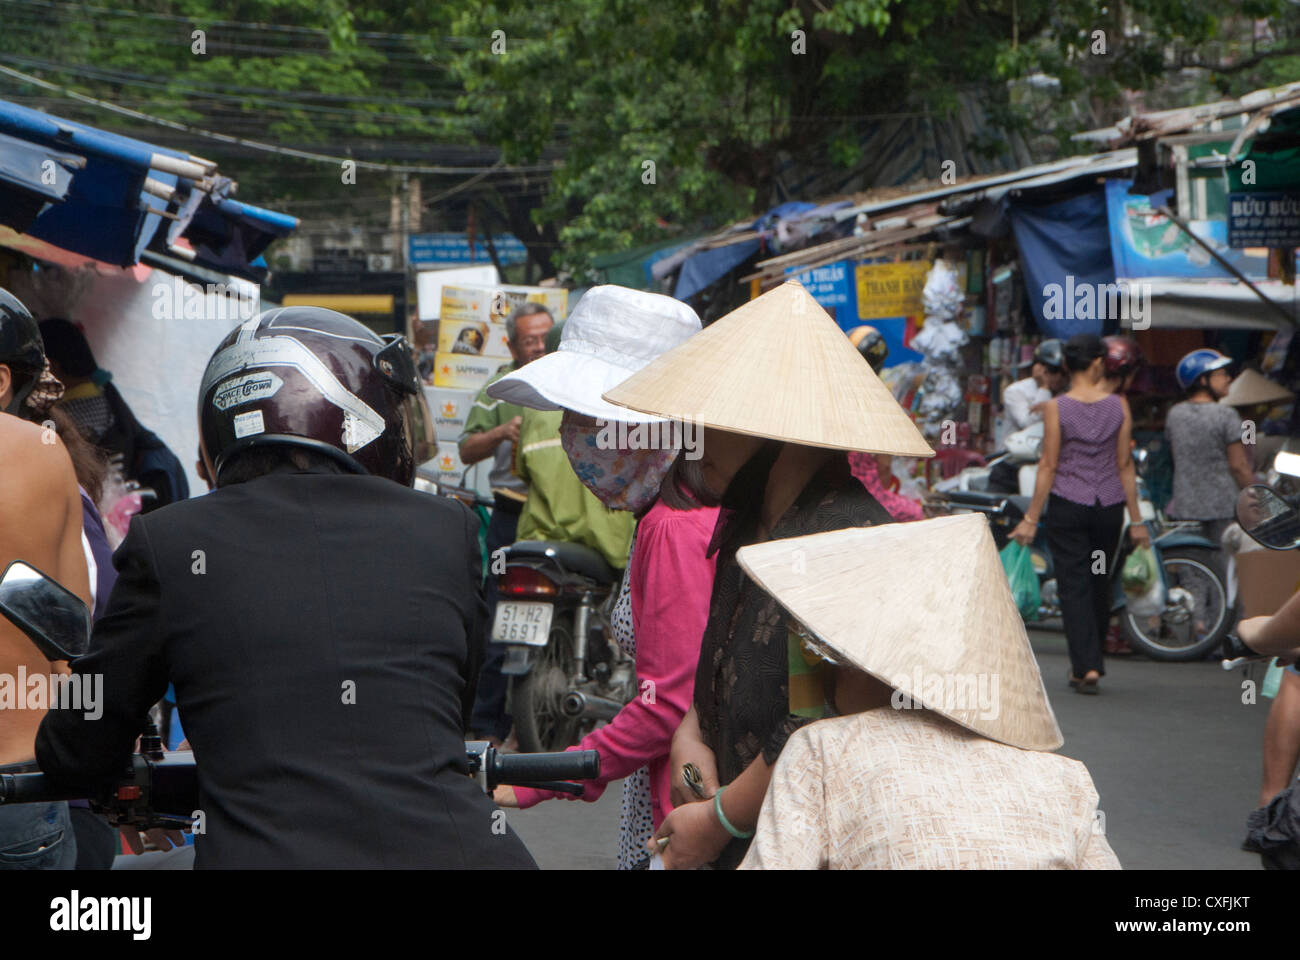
top-left (1120, 547), bottom-right (1231, 661)
top-left (511, 612), bottom-right (583, 753)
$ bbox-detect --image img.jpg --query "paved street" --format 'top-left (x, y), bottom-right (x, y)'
top-left (506, 626), bottom-right (1274, 869)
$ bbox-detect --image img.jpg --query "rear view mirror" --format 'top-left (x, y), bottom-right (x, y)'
top-left (0, 561), bottom-right (91, 661)
top-left (1236, 484), bottom-right (1300, 551)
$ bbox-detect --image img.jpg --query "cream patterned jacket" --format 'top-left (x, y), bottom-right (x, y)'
top-left (739, 708), bottom-right (1120, 870)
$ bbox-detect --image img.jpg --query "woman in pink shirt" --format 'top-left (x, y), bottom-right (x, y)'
top-left (483, 285), bottom-right (717, 868)
top-left (498, 454), bottom-right (717, 867)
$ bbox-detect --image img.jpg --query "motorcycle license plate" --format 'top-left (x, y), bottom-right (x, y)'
top-left (492, 602), bottom-right (553, 646)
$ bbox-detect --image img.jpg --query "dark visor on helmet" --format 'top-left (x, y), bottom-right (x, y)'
top-left (375, 335), bottom-right (420, 396)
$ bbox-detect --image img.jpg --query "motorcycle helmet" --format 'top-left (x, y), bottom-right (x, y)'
top-left (1175, 349), bottom-right (1232, 392)
top-left (0, 287), bottom-right (46, 415)
top-left (1102, 336), bottom-right (1144, 380)
top-left (847, 325), bottom-right (889, 374)
top-left (198, 307), bottom-right (433, 486)
top-left (1033, 338), bottom-right (1064, 371)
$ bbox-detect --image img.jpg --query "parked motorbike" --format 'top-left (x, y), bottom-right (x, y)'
top-left (932, 445), bottom-right (1232, 660)
top-left (0, 560), bottom-right (601, 833)
top-left (494, 541), bottom-right (635, 753)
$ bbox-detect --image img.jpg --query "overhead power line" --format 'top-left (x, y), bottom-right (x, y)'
top-left (0, 63), bottom-right (556, 176)
top-left (0, 0), bottom-right (481, 46)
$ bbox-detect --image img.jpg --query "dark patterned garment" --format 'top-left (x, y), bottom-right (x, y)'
top-left (695, 441), bottom-right (893, 868)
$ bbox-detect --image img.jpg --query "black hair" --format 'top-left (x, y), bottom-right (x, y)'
top-left (37, 317), bottom-right (99, 378)
top-left (658, 451), bottom-right (719, 511)
top-left (217, 446), bottom-right (350, 487)
top-left (1062, 333), bottom-right (1105, 373)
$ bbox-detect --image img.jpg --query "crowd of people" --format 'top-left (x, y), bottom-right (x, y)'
top-left (0, 275), bottom-right (1298, 870)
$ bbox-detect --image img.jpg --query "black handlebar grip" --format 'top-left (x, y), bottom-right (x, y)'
top-left (492, 750), bottom-right (601, 784)
top-left (1221, 633), bottom-right (1253, 661)
top-left (0, 773), bottom-right (82, 804)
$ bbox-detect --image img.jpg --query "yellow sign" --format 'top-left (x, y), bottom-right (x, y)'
top-left (281, 294), bottom-right (395, 315)
top-left (432, 351), bottom-right (499, 390)
top-left (440, 285), bottom-right (569, 325)
top-left (854, 262), bottom-right (929, 320)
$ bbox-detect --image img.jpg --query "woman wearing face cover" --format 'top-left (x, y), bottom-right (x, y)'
top-left (484, 286), bottom-right (719, 869)
top-left (601, 282), bottom-right (935, 870)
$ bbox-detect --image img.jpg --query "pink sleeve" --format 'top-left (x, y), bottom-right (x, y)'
top-left (848, 453), bottom-right (923, 522)
top-left (514, 503), bottom-right (716, 808)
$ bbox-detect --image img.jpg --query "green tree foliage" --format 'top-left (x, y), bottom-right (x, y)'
top-left (2, 0), bottom-right (1300, 275)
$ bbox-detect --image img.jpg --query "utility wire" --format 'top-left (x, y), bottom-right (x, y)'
top-left (0, 63), bottom-right (556, 175)
top-left (0, 0), bottom-right (481, 46)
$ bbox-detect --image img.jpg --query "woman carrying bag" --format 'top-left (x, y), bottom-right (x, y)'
top-left (1011, 334), bottom-right (1150, 694)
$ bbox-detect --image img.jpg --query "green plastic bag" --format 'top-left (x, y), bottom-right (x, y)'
top-left (1000, 541), bottom-right (1040, 620)
top-left (1122, 545), bottom-right (1158, 595)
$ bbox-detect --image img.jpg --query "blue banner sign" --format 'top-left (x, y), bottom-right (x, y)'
top-left (1227, 192), bottom-right (1300, 248)
top-left (409, 233), bottom-right (528, 266)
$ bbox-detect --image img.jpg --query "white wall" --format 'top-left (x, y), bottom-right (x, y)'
top-left (68, 268), bottom-right (255, 497)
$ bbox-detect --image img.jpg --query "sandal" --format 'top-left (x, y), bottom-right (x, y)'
top-left (1077, 671), bottom-right (1100, 695)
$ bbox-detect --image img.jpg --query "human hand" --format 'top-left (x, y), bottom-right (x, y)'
top-left (1010, 519), bottom-right (1037, 547)
top-left (668, 739), bottom-right (718, 808)
top-left (649, 797), bottom-right (731, 870)
top-left (493, 784), bottom-right (519, 808)
top-left (1128, 524), bottom-right (1151, 548)
top-left (121, 827), bottom-right (186, 855)
top-left (501, 416), bottom-right (522, 446)
top-left (1030, 401), bottom-right (1047, 415)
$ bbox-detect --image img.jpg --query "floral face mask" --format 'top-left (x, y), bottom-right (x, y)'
top-left (559, 421), bottom-right (678, 513)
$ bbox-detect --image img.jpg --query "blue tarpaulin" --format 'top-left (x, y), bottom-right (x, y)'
top-left (0, 130), bottom-right (82, 232)
top-left (1009, 188), bottom-right (1117, 338)
top-left (0, 99), bottom-right (296, 280)
top-left (672, 202), bottom-right (819, 300)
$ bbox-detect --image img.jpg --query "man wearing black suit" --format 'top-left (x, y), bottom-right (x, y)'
top-left (35, 306), bottom-right (536, 869)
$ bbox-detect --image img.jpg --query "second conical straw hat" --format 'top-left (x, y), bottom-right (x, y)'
top-left (1221, 368), bottom-right (1294, 408)
top-left (735, 512), bottom-right (1063, 751)
top-left (602, 281), bottom-right (934, 458)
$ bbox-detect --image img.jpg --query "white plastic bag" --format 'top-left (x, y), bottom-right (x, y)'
top-left (1125, 561), bottom-right (1167, 618)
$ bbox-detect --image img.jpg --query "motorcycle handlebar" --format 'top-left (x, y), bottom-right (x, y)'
top-left (0, 746), bottom-right (602, 810)
top-left (0, 772), bottom-right (81, 804)
top-left (489, 749), bottom-right (600, 785)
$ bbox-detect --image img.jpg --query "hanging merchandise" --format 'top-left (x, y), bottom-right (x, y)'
top-left (909, 314), bottom-right (968, 441)
top-left (922, 258), bottom-right (964, 323)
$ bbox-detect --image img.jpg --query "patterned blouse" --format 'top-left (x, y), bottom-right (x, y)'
top-left (695, 441), bottom-right (893, 868)
top-left (739, 709), bottom-right (1121, 870)
top-left (1052, 394), bottom-right (1126, 507)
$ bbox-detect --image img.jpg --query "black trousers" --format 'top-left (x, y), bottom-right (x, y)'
top-left (1044, 494), bottom-right (1124, 677)
top-left (469, 500), bottom-right (520, 741)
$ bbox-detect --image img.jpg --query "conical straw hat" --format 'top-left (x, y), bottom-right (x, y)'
top-left (602, 281), bottom-right (935, 458)
top-left (735, 512), bottom-right (1063, 751)
top-left (1221, 368), bottom-right (1294, 408)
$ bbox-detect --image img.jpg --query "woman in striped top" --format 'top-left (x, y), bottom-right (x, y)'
top-left (1011, 334), bottom-right (1150, 693)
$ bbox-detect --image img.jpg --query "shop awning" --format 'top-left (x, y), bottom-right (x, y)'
top-left (1125, 279), bottom-right (1300, 331)
top-left (0, 99), bottom-right (297, 281)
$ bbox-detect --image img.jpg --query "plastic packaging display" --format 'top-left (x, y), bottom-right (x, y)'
top-left (922, 259), bottom-right (965, 323)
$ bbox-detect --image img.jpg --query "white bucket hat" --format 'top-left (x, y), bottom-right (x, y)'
top-left (486, 285), bottom-right (701, 423)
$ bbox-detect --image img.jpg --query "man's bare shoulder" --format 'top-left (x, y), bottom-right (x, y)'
top-left (0, 413), bottom-right (78, 492)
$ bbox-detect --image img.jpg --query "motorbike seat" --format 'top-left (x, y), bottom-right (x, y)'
top-left (506, 540), bottom-right (618, 585)
top-left (942, 489), bottom-right (1011, 508)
